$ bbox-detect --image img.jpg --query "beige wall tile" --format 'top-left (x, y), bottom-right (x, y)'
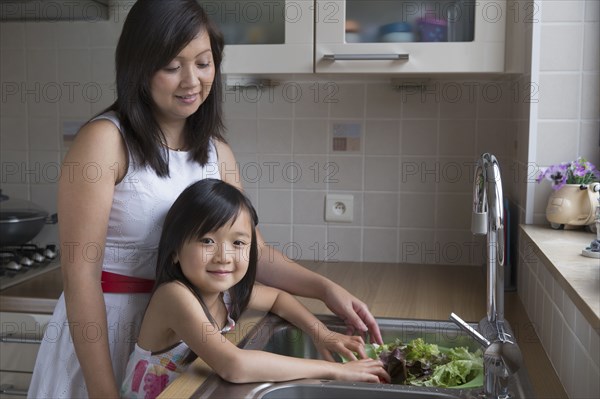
top-left (585, 0), bottom-right (600, 22)
top-left (439, 120), bottom-right (476, 156)
top-left (294, 82), bottom-right (329, 118)
top-left (363, 192), bottom-right (398, 228)
top-left (535, 120), bottom-right (579, 165)
top-left (581, 72), bottom-right (600, 119)
top-left (538, 73), bottom-right (581, 119)
top-left (291, 155), bottom-right (328, 190)
top-left (541, 0), bottom-right (585, 22)
top-left (328, 227), bottom-right (362, 261)
top-left (398, 193), bottom-right (435, 228)
top-left (583, 22), bottom-right (600, 70)
top-left (398, 229), bottom-right (435, 264)
top-left (258, 189), bottom-right (291, 224)
top-left (29, 116), bottom-right (59, 151)
top-left (540, 24), bottom-right (583, 71)
top-left (330, 83), bottom-right (366, 118)
top-left (257, 85), bottom-right (294, 119)
top-left (366, 83), bottom-right (401, 119)
top-left (0, 22), bottom-right (25, 49)
top-left (401, 120), bottom-right (438, 156)
top-left (258, 119), bottom-right (293, 154)
top-left (292, 190), bottom-right (327, 226)
top-left (225, 118), bottom-right (258, 154)
top-left (435, 194), bottom-right (472, 230)
top-left (328, 156), bottom-right (363, 191)
top-left (364, 157), bottom-right (398, 191)
top-left (363, 228), bottom-right (398, 263)
top-left (0, 116), bottom-right (28, 150)
top-left (292, 225), bottom-right (328, 262)
top-left (259, 224), bottom-right (292, 246)
top-left (365, 120), bottom-right (400, 156)
top-left (293, 119), bottom-right (328, 155)
top-left (399, 157), bottom-right (438, 193)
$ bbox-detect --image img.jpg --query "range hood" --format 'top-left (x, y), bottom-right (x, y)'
top-left (1, 0), bottom-right (109, 21)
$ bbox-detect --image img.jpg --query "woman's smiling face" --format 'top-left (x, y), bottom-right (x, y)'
top-left (150, 30), bottom-right (215, 125)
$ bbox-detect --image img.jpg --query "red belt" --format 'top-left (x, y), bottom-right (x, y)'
top-left (101, 271), bottom-right (155, 293)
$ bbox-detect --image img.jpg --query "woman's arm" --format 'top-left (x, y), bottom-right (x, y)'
top-left (214, 140), bottom-right (383, 344)
top-left (58, 119), bottom-right (128, 398)
top-left (156, 284), bottom-right (388, 384)
top-left (249, 285), bottom-right (368, 361)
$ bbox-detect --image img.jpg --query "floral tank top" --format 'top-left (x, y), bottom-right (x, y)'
top-left (120, 291), bottom-right (236, 399)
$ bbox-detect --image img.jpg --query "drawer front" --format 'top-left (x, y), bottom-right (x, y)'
top-left (0, 371), bottom-right (31, 398)
top-left (0, 342), bottom-right (41, 372)
top-left (0, 313), bottom-right (50, 372)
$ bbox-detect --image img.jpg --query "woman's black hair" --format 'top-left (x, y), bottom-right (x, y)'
top-left (155, 179), bottom-right (258, 330)
top-left (105, 0), bottom-right (225, 177)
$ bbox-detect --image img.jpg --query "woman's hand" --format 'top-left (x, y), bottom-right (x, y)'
top-left (323, 284), bottom-right (383, 345)
top-left (332, 358), bottom-right (390, 383)
top-left (315, 330), bottom-right (367, 362)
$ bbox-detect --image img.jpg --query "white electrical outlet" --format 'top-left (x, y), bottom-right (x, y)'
top-left (324, 194), bottom-right (354, 223)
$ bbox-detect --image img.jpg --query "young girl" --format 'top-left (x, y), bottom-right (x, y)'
top-left (120, 179), bottom-right (389, 398)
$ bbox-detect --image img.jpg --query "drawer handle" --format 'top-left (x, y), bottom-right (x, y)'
top-left (323, 53), bottom-right (409, 61)
top-left (0, 384), bottom-right (28, 396)
top-left (0, 333), bottom-right (42, 344)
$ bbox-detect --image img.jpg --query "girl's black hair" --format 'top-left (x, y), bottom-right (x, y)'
top-left (155, 179), bottom-right (258, 329)
top-left (105, 0), bottom-right (225, 177)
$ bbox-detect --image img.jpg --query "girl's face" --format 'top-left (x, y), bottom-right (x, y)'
top-left (176, 210), bottom-right (252, 296)
top-left (150, 30), bottom-right (215, 126)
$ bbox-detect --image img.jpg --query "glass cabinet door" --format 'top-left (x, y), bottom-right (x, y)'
top-left (343, 0), bottom-right (475, 44)
top-left (316, 0), bottom-right (506, 73)
top-left (200, 0), bottom-right (314, 73)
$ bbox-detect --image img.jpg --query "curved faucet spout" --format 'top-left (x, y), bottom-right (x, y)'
top-left (471, 153), bottom-right (505, 324)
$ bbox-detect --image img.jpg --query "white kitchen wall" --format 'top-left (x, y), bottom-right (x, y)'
top-left (528, 0), bottom-right (600, 224)
top-left (223, 76), bottom-right (517, 264)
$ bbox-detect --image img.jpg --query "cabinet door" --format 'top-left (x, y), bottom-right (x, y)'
top-left (315, 0), bottom-right (506, 73)
top-left (201, 0), bottom-right (314, 73)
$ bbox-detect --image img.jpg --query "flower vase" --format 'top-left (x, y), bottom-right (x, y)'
top-left (545, 183), bottom-right (599, 230)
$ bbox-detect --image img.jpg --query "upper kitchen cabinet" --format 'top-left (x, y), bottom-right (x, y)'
top-left (316, 0), bottom-right (507, 73)
top-left (205, 0), bottom-right (507, 74)
top-left (201, 0), bottom-right (314, 74)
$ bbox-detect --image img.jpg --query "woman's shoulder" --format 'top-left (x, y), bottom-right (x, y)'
top-left (59, 115), bottom-right (128, 182)
top-left (70, 112), bottom-right (124, 152)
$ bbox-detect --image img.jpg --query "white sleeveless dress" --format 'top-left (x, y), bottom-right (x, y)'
top-left (28, 112), bottom-right (221, 398)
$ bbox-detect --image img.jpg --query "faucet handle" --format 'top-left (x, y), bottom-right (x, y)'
top-left (449, 313), bottom-right (490, 347)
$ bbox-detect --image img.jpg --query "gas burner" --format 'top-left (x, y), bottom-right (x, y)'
top-left (0, 244), bottom-right (61, 290)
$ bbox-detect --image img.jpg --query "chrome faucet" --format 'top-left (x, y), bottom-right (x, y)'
top-left (450, 153), bottom-right (522, 399)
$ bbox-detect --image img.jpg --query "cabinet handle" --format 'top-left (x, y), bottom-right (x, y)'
top-left (323, 53), bottom-right (409, 61)
top-left (0, 384), bottom-right (28, 396)
top-left (0, 333), bottom-right (42, 344)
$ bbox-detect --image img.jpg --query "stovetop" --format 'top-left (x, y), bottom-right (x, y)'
top-left (0, 244), bottom-right (60, 290)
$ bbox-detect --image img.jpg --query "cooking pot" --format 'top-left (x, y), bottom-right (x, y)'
top-left (0, 191), bottom-right (58, 246)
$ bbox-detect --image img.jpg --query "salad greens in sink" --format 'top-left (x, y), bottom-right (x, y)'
top-left (355, 338), bottom-right (483, 388)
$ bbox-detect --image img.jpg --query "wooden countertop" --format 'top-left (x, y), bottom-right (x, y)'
top-left (159, 261), bottom-right (567, 399)
top-left (521, 225), bottom-right (599, 330)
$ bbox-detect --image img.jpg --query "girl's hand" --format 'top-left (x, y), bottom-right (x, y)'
top-left (332, 358), bottom-right (390, 383)
top-left (315, 330), bottom-right (367, 362)
top-left (323, 284), bottom-right (384, 345)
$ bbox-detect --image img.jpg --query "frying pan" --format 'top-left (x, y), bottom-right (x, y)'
top-left (0, 191), bottom-right (58, 246)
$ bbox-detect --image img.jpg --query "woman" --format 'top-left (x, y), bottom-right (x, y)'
top-left (29, 1), bottom-right (382, 397)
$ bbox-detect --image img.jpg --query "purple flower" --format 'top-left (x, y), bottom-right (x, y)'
top-left (536, 157), bottom-right (599, 190)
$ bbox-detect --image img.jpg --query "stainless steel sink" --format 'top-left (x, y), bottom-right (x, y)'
top-left (191, 314), bottom-right (535, 399)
